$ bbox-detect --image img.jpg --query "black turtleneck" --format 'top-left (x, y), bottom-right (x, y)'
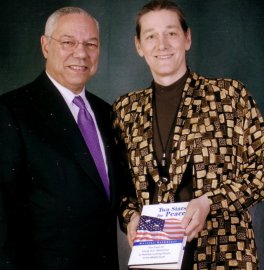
top-left (152, 71), bottom-right (195, 270)
top-left (153, 70), bottom-right (189, 164)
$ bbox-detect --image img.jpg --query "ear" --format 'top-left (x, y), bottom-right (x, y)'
top-left (185, 28), bottom-right (192, 51)
top-left (41, 35), bottom-right (49, 59)
top-left (134, 36), bottom-right (144, 58)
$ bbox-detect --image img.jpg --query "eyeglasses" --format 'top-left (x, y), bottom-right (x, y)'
top-left (46, 35), bottom-right (99, 51)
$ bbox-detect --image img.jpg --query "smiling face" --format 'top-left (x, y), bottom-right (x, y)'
top-left (41, 13), bottom-right (99, 94)
top-left (135, 9), bottom-right (191, 86)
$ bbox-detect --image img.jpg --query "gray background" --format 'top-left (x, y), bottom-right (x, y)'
top-left (0, 1), bottom-right (263, 269)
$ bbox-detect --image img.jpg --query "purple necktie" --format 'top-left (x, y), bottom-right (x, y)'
top-left (73, 96), bottom-right (110, 198)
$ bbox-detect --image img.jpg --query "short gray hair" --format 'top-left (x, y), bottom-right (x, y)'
top-left (44, 7), bottom-right (99, 36)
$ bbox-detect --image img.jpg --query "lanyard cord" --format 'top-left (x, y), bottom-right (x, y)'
top-left (153, 91), bottom-right (179, 168)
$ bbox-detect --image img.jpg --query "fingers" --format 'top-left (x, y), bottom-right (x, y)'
top-left (127, 212), bottom-right (141, 247)
top-left (127, 230), bottom-right (136, 247)
top-left (187, 229), bottom-right (198, 242)
top-left (181, 194), bottom-right (211, 242)
top-left (184, 209), bottom-right (202, 241)
top-left (181, 212), bottom-right (193, 229)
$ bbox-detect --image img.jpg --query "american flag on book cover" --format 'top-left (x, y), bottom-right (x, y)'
top-left (134, 215), bottom-right (185, 242)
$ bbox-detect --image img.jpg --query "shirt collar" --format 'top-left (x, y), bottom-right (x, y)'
top-left (45, 71), bottom-right (91, 110)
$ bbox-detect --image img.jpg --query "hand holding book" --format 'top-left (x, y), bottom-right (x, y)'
top-left (127, 212), bottom-right (141, 247)
top-left (181, 194), bottom-right (211, 242)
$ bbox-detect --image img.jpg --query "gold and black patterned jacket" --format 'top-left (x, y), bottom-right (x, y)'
top-left (113, 71), bottom-right (264, 269)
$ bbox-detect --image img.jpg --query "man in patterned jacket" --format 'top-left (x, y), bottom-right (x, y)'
top-left (113, 0), bottom-right (264, 269)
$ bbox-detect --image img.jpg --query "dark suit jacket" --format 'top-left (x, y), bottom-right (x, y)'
top-left (0, 72), bottom-right (120, 270)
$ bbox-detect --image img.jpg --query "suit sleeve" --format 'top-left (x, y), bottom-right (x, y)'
top-left (205, 84), bottom-right (264, 218)
top-left (112, 101), bottom-right (140, 233)
top-left (0, 101), bottom-right (24, 269)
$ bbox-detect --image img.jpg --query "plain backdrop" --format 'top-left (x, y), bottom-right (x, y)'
top-left (0, 1), bottom-right (263, 269)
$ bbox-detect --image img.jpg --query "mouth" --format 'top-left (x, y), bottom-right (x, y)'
top-left (68, 65), bottom-right (88, 71)
top-left (155, 54), bottom-right (173, 59)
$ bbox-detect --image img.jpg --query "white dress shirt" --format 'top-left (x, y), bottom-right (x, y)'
top-left (46, 72), bottom-right (109, 178)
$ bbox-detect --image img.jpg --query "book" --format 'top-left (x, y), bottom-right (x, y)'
top-left (128, 202), bottom-right (188, 269)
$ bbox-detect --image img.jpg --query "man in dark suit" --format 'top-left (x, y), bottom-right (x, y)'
top-left (0, 7), bottom-right (120, 270)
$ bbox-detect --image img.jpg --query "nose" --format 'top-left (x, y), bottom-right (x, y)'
top-left (73, 43), bottom-right (88, 58)
top-left (157, 34), bottom-right (169, 50)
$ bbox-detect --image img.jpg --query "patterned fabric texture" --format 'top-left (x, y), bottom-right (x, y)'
top-left (113, 71), bottom-right (264, 270)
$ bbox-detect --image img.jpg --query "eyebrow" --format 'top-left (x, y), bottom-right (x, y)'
top-left (60, 35), bottom-right (99, 42)
top-left (141, 25), bottom-right (181, 35)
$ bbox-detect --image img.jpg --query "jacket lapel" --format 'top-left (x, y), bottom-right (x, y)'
top-left (139, 72), bottom-right (203, 189)
top-left (31, 73), bottom-right (108, 198)
top-left (138, 88), bottom-right (160, 183)
top-left (168, 72), bottom-right (203, 188)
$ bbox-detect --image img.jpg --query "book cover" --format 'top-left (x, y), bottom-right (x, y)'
top-left (128, 202), bottom-right (188, 269)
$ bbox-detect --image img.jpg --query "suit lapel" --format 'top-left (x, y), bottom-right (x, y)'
top-left (138, 88), bottom-right (160, 183)
top-left (31, 73), bottom-right (108, 197)
top-left (138, 73), bottom-right (203, 189)
top-left (168, 72), bottom-right (203, 187)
